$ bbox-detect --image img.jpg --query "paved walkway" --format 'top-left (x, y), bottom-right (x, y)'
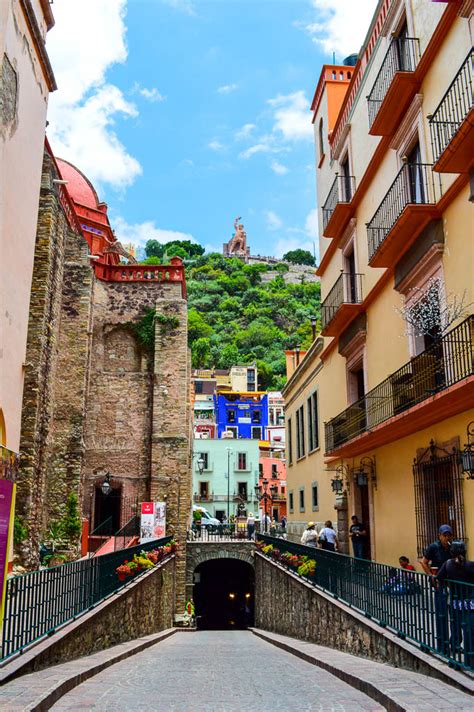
top-left (51, 631), bottom-right (383, 711)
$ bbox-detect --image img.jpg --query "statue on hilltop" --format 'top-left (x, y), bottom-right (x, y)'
top-left (223, 216), bottom-right (250, 259)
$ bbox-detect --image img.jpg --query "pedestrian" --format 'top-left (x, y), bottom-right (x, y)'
top-left (301, 522), bottom-right (318, 548)
top-left (421, 524), bottom-right (454, 654)
top-left (280, 515), bottom-right (287, 531)
top-left (261, 512), bottom-right (271, 533)
top-left (349, 515), bottom-right (367, 558)
top-left (318, 520), bottom-right (339, 552)
top-left (246, 512), bottom-right (255, 540)
top-left (436, 540), bottom-right (474, 667)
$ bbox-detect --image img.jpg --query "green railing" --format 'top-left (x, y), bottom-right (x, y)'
top-left (258, 535), bottom-right (474, 672)
top-left (1, 536), bottom-right (172, 661)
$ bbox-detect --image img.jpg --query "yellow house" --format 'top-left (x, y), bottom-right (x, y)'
top-left (286, 0), bottom-right (473, 566)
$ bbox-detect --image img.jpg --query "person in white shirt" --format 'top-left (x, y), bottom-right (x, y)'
top-left (301, 522), bottom-right (318, 547)
top-left (318, 520), bottom-right (339, 552)
top-left (246, 513), bottom-right (256, 540)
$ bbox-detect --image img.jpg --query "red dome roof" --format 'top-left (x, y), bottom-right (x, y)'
top-left (56, 158), bottom-right (100, 209)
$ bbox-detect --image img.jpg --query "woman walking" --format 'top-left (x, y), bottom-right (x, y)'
top-left (318, 521), bottom-right (339, 552)
top-left (301, 522), bottom-right (318, 548)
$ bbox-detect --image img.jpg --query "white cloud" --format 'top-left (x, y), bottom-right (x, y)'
top-left (270, 160), bottom-right (289, 176)
top-left (133, 83), bottom-right (166, 102)
top-left (235, 123), bottom-right (256, 140)
top-left (304, 208), bottom-right (319, 238)
top-left (47, 0), bottom-right (141, 190)
top-left (239, 142), bottom-right (272, 160)
top-left (298, 0), bottom-right (378, 58)
top-left (160, 0), bottom-right (196, 15)
top-left (113, 216), bottom-right (197, 249)
top-left (267, 91), bottom-right (313, 142)
top-left (265, 210), bottom-right (283, 231)
top-left (208, 140), bottom-right (225, 152)
top-left (217, 83), bottom-right (238, 95)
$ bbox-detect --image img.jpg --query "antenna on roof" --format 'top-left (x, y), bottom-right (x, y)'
top-left (332, 51), bottom-right (336, 64)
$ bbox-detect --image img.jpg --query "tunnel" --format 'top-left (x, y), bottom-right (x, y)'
top-left (193, 559), bottom-right (255, 630)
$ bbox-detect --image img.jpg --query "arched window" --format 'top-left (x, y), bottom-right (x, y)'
top-left (318, 117), bottom-right (324, 158)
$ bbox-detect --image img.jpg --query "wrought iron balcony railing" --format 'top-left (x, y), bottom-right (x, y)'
top-left (321, 273), bottom-right (363, 331)
top-left (367, 162), bottom-right (441, 262)
top-left (193, 494), bottom-right (214, 503)
top-left (325, 315), bottom-right (473, 453)
top-left (368, 37), bottom-right (420, 128)
top-left (429, 48), bottom-right (474, 164)
top-left (322, 174), bottom-right (356, 232)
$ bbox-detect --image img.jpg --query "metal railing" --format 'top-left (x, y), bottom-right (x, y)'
top-left (193, 494), bottom-right (214, 503)
top-left (322, 174), bottom-right (356, 231)
top-left (325, 315), bottom-right (473, 453)
top-left (258, 535), bottom-right (474, 671)
top-left (367, 162), bottom-right (442, 262)
top-left (188, 522), bottom-right (264, 541)
top-left (321, 273), bottom-right (363, 331)
top-left (367, 37), bottom-right (420, 127)
top-left (429, 48), bottom-right (474, 163)
top-left (114, 514), bottom-right (140, 552)
top-left (1, 536), bottom-right (172, 661)
top-left (88, 516), bottom-right (114, 555)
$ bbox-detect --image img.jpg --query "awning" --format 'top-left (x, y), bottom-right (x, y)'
top-left (194, 402), bottom-right (214, 411)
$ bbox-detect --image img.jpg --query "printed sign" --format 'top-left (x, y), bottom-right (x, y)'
top-left (238, 417), bottom-right (251, 424)
top-left (140, 501), bottom-right (166, 543)
top-left (0, 480), bottom-right (15, 628)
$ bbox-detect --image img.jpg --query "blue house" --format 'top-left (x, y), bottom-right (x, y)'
top-left (214, 391), bottom-right (269, 440)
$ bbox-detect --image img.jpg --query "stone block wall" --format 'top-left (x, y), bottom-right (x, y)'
top-left (14, 557), bottom-right (176, 675)
top-left (17, 151), bottom-right (85, 567)
top-left (151, 298), bottom-right (192, 612)
top-left (255, 553), bottom-right (449, 675)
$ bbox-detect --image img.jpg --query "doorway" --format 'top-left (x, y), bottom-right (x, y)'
top-left (94, 485), bottom-right (121, 533)
top-left (194, 559), bottom-right (254, 630)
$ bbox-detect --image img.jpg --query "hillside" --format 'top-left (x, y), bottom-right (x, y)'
top-left (185, 253), bottom-right (321, 390)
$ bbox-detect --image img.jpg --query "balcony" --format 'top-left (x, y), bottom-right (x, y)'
top-left (429, 48), bottom-right (474, 174)
top-left (368, 37), bottom-right (420, 136)
top-left (321, 273), bottom-right (364, 336)
top-left (325, 315), bottom-right (473, 457)
top-left (367, 163), bottom-right (441, 268)
top-left (322, 174), bottom-right (356, 239)
top-left (193, 494), bottom-right (214, 503)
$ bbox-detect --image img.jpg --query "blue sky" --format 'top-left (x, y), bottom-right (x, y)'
top-left (46, 0), bottom-right (377, 259)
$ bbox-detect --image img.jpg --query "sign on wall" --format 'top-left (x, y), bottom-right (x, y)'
top-left (140, 501), bottom-right (166, 543)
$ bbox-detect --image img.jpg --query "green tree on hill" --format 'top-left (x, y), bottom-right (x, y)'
top-left (282, 249), bottom-right (315, 266)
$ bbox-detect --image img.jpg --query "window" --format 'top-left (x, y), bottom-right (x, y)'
top-left (251, 426), bottom-right (262, 440)
top-left (299, 487), bottom-right (305, 513)
top-left (199, 482), bottom-right (209, 498)
top-left (287, 418), bottom-right (293, 465)
top-left (296, 405), bottom-right (305, 459)
top-left (252, 410), bottom-right (261, 424)
top-left (281, 487), bottom-right (286, 495)
top-left (237, 452), bottom-right (247, 470)
top-left (318, 117), bottom-right (324, 159)
top-left (271, 463), bottom-right (278, 478)
top-left (194, 381), bottom-right (203, 395)
top-left (228, 410), bottom-right (236, 423)
top-left (259, 463), bottom-right (263, 476)
top-left (307, 392), bottom-right (319, 452)
top-left (312, 482), bottom-right (319, 511)
top-left (340, 154), bottom-right (352, 202)
top-left (289, 491), bottom-right (294, 513)
top-left (238, 482), bottom-right (248, 499)
top-left (247, 369), bottom-right (256, 392)
top-left (226, 426), bottom-right (238, 438)
top-left (197, 452), bottom-right (209, 470)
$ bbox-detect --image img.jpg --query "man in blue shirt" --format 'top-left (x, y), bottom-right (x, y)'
top-left (421, 524), bottom-right (453, 654)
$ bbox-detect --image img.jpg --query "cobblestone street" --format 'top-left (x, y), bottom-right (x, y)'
top-left (51, 631), bottom-right (383, 711)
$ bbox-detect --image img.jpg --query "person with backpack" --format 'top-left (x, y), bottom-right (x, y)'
top-left (437, 541), bottom-right (474, 668)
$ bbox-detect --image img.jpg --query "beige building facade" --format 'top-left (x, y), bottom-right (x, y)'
top-left (0, 0), bottom-right (56, 453)
top-left (286, 0), bottom-right (473, 565)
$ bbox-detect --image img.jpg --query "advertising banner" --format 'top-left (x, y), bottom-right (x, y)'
top-left (0, 480), bottom-right (15, 628)
top-left (140, 501), bottom-right (166, 543)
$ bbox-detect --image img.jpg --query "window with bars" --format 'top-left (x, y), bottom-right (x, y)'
top-left (413, 446), bottom-right (465, 557)
top-left (307, 391), bottom-right (319, 452)
top-left (296, 405), bottom-right (305, 459)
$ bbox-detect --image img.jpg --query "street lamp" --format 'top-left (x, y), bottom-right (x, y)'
top-left (254, 478), bottom-right (278, 533)
top-left (326, 464), bottom-right (350, 494)
top-left (197, 456), bottom-right (205, 475)
top-left (101, 473), bottom-right (112, 496)
top-left (310, 315), bottom-right (317, 341)
top-left (461, 421), bottom-right (474, 479)
top-left (353, 456), bottom-right (377, 489)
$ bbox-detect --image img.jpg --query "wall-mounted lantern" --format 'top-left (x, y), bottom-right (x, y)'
top-left (461, 422), bottom-right (474, 479)
top-left (353, 456), bottom-right (377, 489)
top-left (101, 472), bottom-right (112, 496)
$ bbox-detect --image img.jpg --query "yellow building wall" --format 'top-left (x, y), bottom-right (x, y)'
top-left (356, 409), bottom-right (474, 568)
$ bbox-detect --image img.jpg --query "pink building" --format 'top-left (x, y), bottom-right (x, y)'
top-left (0, 0), bottom-right (56, 455)
top-left (259, 446), bottom-right (287, 522)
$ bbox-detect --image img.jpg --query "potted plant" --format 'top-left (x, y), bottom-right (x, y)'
top-left (116, 564), bottom-right (132, 581)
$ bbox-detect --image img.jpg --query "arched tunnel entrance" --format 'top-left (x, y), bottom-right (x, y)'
top-left (193, 559), bottom-right (254, 630)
